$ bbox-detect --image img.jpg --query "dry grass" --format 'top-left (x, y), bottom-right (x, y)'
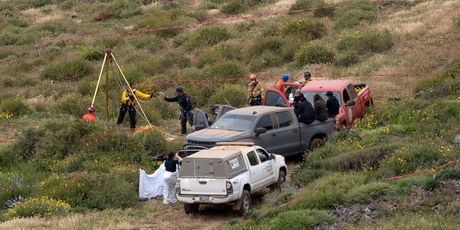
top-left (21, 6), bottom-right (66, 24)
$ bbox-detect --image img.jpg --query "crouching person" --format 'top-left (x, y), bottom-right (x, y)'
top-left (163, 152), bottom-right (183, 204)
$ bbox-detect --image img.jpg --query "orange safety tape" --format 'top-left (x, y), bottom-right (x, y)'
top-left (388, 160), bottom-right (457, 181)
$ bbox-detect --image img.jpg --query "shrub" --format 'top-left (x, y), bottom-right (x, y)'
top-left (380, 145), bottom-right (441, 176)
top-left (129, 35), bottom-right (164, 52)
top-left (202, 61), bottom-right (246, 80)
top-left (268, 209), bottom-right (335, 230)
top-left (41, 59), bottom-right (93, 81)
top-left (14, 120), bottom-right (91, 160)
top-left (249, 51), bottom-right (284, 72)
top-left (160, 54), bottom-right (191, 69)
top-left (0, 100), bottom-right (32, 117)
top-left (294, 42), bottom-right (334, 66)
top-left (6, 196), bottom-right (70, 218)
top-left (207, 84), bottom-right (248, 108)
top-left (334, 1), bottom-right (378, 30)
top-left (182, 26), bottom-right (232, 49)
top-left (39, 169), bottom-right (138, 210)
top-left (105, 0), bottom-right (142, 18)
top-left (137, 10), bottom-right (195, 37)
top-left (123, 59), bottom-right (163, 83)
top-left (346, 182), bottom-right (392, 204)
top-left (196, 44), bottom-right (242, 68)
top-left (414, 63), bottom-right (460, 99)
top-left (133, 129), bottom-right (168, 157)
top-left (82, 126), bottom-right (139, 153)
top-left (281, 18), bottom-right (326, 40)
top-left (77, 46), bottom-right (105, 61)
top-left (53, 93), bottom-right (91, 117)
top-left (291, 168), bottom-right (325, 187)
top-left (222, 0), bottom-right (243, 15)
top-left (321, 144), bottom-right (398, 171)
top-left (337, 31), bottom-right (393, 55)
top-left (336, 50), bottom-right (360, 67)
top-left (2, 75), bottom-right (36, 87)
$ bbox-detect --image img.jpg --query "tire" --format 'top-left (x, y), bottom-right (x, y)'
top-left (236, 190), bottom-right (251, 216)
top-left (309, 137), bottom-right (324, 151)
top-left (270, 169), bottom-right (286, 191)
top-left (184, 203), bottom-right (199, 215)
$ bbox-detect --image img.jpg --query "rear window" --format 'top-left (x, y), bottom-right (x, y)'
top-left (179, 155), bottom-right (247, 179)
top-left (180, 158), bottom-right (228, 178)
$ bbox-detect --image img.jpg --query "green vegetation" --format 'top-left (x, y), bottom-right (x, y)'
top-left (0, 0), bottom-right (459, 227)
top-left (41, 59), bottom-right (93, 81)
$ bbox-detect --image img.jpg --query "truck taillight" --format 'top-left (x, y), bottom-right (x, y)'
top-left (176, 179), bottom-right (181, 194)
top-left (226, 181), bottom-right (233, 195)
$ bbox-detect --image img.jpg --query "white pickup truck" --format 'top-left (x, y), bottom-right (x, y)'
top-left (176, 142), bottom-right (287, 215)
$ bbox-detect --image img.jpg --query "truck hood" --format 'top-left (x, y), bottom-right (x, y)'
top-left (186, 129), bottom-right (247, 142)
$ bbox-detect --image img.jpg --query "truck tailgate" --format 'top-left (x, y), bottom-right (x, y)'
top-left (180, 178), bottom-right (228, 196)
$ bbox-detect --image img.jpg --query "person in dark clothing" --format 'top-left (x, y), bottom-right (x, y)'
top-left (293, 91), bottom-right (315, 125)
top-left (164, 86), bottom-right (193, 135)
top-left (326, 91), bottom-right (340, 118)
top-left (314, 94), bottom-right (328, 122)
top-left (163, 152), bottom-right (183, 204)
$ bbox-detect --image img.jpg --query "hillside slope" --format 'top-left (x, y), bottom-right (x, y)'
top-left (0, 0), bottom-right (459, 229)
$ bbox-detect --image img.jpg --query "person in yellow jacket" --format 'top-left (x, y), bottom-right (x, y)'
top-left (247, 74), bottom-right (263, 106)
top-left (116, 83), bottom-right (153, 129)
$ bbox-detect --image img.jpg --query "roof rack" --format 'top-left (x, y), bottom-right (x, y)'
top-left (216, 142), bottom-right (255, 147)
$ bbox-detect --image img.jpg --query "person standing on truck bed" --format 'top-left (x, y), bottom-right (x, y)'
top-left (247, 74), bottom-right (263, 106)
top-left (313, 94), bottom-right (328, 122)
top-left (163, 152), bottom-right (183, 204)
top-left (326, 91), bottom-right (340, 118)
top-left (116, 83), bottom-right (153, 129)
top-left (275, 74), bottom-right (289, 92)
top-left (164, 86), bottom-right (193, 135)
top-left (293, 91), bottom-right (315, 124)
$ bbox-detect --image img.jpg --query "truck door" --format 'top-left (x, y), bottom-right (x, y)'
top-left (246, 150), bottom-right (265, 190)
top-left (192, 109), bottom-right (209, 131)
top-left (263, 89), bottom-right (289, 107)
top-left (253, 114), bottom-right (277, 154)
top-left (215, 105), bottom-right (235, 120)
top-left (255, 148), bottom-right (276, 186)
top-left (346, 84), bottom-right (362, 118)
top-left (273, 111), bottom-right (301, 155)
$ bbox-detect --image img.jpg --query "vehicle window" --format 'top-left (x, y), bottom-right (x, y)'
top-left (346, 84), bottom-right (358, 100)
top-left (255, 114), bottom-right (274, 130)
top-left (211, 114), bottom-right (256, 131)
top-left (180, 158), bottom-right (228, 178)
top-left (303, 92), bottom-right (342, 106)
top-left (256, 149), bottom-right (270, 163)
top-left (343, 89), bottom-right (351, 103)
top-left (226, 154), bottom-right (247, 177)
top-left (247, 151), bottom-right (259, 166)
top-left (265, 91), bottom-right (286, 107)
top-left (275, 112), bottom-right (292, 128)
top-left (194, 109), bottom-right (208, 127)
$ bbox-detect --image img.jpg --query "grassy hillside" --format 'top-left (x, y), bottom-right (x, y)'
top-left (0, 0), bottom-right (459, 228)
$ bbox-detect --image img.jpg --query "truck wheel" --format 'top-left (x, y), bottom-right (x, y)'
top-left (270, 169), bottom-right (286, 191)
top-left (184, 203), bottom-right (199, 215)
top-left (236, 190), bottom-right (251, 216)
top-left (309, 138), bottom-right (324, 151)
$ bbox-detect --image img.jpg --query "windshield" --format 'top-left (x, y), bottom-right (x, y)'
top-left (210, 114), bottom-right (256, 132)
top-left (303, 91), bottom-right (342, 106)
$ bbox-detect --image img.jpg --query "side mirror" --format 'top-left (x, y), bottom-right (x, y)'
top-left (345, 101), bottom-right (356, 107)
top-left (254, 127), bottom-right (267, 137)
top-left (269, 153), bottom-right (275, 160)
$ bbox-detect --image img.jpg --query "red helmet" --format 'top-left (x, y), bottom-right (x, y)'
top-left (88, 106), bottom-right (96, 113)
top-left (249, 74), bottom-right (257, 81)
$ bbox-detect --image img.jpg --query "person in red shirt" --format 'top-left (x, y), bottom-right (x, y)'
top-left (275, 74), bottom-right (289, 92)
top-left (82, 106), bottom-right (96, 123)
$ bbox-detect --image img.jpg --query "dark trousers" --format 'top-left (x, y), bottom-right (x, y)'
top-left (117, 105), bottom-right (136, 128)
top-left (249, 95), bottom-right (262, 106)
top-left (181, 110), bottom-right (193, 134)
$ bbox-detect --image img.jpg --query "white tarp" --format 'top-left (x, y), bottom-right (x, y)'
top-left (139, 163), bottom-right (165, 199)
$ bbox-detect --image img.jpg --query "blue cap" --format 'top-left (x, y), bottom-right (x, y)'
top-left (281, 74), bottom-right (289, 81)
top-left (176, 86), bottom-right (184, 92)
